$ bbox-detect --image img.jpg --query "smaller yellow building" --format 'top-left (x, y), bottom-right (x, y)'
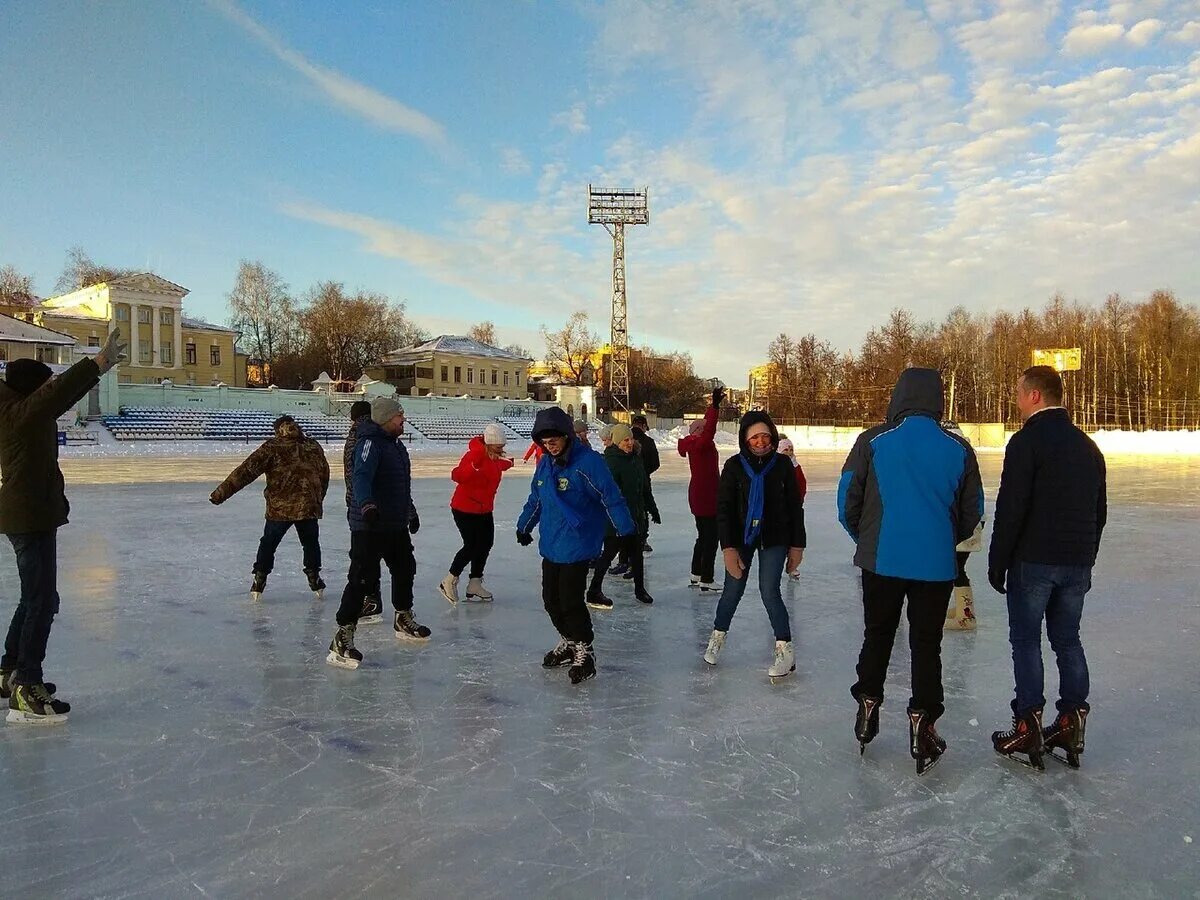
top-left (370, 335), bottom-right (531, 400)
top-left (748, 362), bottom-right (780, 408)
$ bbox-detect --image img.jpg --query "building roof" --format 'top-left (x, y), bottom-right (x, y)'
top-left (0, 313), bottom-right (77, 345)
top-left (102, 273), bottom-right (189, 296)
top-left (382, 335), bottom-right (532, 365)
top-left (40, 303), bottom-right (104, 321)
top-left (181, 316), bottom-right (238, 334)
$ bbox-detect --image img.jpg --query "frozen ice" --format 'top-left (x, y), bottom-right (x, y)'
top-left (1, 450), bottom-right (1197, 897)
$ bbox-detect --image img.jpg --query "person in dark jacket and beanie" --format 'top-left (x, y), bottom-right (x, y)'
top-left (989, 366), bottom-right (1106, 770)
top-left (837, 368), bottom-right (984, 774)
top-left (679, 387), bottom-right (723, 591)
top-left (630, 414), bottom-right (659, 553)
top-left (343, 400), bottom-right (382, 621)
top-left (587, 423), bottom-right (655, 609)
top-left (703, 410), bottom-right (806, 681)
top-left (327, 396), bottom-right (430, 669)
top-left (517, 407), bottom-right (635, 685)
top-left (1, 328), bottom-right (126, 724)
top-left (211, 415), bottom-right (331, 601)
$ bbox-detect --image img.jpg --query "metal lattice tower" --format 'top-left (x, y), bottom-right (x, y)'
top-left (588, 186), bottom-right (648, 415)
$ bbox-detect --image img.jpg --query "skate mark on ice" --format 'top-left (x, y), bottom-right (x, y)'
top-left (326, 736), bottom-right (370, 755)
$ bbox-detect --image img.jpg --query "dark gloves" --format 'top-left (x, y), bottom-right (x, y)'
top-left (409, 510), bottom-right (420, 534)
top-left (712, 386), bottom-right (725, 408)
top-left (988, 566), bottom-right (1007, 595)
top-left (362, 503), bottom-right (379, 526)
top-left (209, 489), bottom-right (223, 505)
top-left (650, 510), bottom-right (661, 525)
top-left (516, 531), bottom-right (533, 547)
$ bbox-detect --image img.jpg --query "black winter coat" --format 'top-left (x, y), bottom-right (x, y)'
top-left (717, 411), bottom-right (806, 551)
top-left (632, 427), bottom-right (660, 476)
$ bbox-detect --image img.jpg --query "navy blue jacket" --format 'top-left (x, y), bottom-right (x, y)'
top-left (517, 407), bottom-right (635, 564)
top-left (348, 419), bottom-right (417, 532)
top-left (988, 408), bottom-right (1106, 571)
top-left (838, 368), bottom-right (984, 582)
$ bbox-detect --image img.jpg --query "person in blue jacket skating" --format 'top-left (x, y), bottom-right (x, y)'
top-left (517, 407), bottom-right (636, 684)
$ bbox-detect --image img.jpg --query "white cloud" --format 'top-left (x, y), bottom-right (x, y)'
top-left (498, 146), bottom-right (532, 175)
top-left (552, 102), bottom-right (589, 135)
top-left (1062, 22), bottom-right (1126, 55)
top-left (954, 0), bottom-right (1061, 71)
top-left (208, 0), bottom-right (446, 147)
top-left (1127, 18), bottom-right (1165, 46)
top-left (1170, 21), bottom-right (1200, 43)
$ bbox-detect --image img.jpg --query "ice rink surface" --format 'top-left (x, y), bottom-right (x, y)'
top-left (2, 450), bottom-right (1198, 898)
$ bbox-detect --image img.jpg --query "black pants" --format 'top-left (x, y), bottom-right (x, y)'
top-left (543, 560), bottom-right (594, 645)
top-left (449, 510), bottom-right (494, 579)
top-left (589, 534), bottom-right (644, 595)
top-left (954, 551), bottom-right (970, 587)
top-left (3, 531), bottom-right (59, 685)
top-left (336, 529), bottom-right (415, 626)
top-left (852, 569), bottom-right (953, 720)
top-left (691, 515), bottom-right (718, 583)
top-left (254, 519), bottom-right (321, 574)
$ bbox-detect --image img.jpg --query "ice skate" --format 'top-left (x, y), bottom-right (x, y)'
top-left (542, 638), bottom-right (573, 668)
top-left (908, 708), bottom-right (945, 775)
top-left (393, 609), bottom-right (432, 642)
top-left (305, 568), bottom-right (325, 601)
top-left (608, 562), bottom-right (629, 577)
top-left (7, 683), bottom-right (69, 725)
top-left (358, 595), bottom-right (383, 625)
top-left (944, 585), bottom-right (977, 630)
top-left (698, 581), bottom-right (719, 593)
top-left (703, 630), bottom-right (726, 666)
top-left (992, 708), bottom-right (1045, 771)
top-left (1043, 708), bottom-right (1088, 769)
top-left (438, 573), bottom-right (460, 605)
top-left (854, 695), bottom-right (881, 755)
top-left (586, 591), bottom-right (613, 611)
top-left (326, 624), bottom-right (363, 670)
top-left (568, 642), bottom-right (596, 684)
top-left (634, 589), bottom-right (654, 605)
top-left (643, 542), bottom-right (653, 553)
top-left (620, 567), bottom-right (635, 580)
top-left (465, 577), bottom-right (493, 602)
top-left (688, 574), bottom-right (701, 588)
top-left (250, 570), bottom-right (267, 601)
top-left (768, 640), bottom-right (795, 682)
top-left (0, 670), bottom-right (55, 700)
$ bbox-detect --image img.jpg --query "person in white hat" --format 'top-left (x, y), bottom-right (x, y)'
top-left (439, 423), bottom-right (514, 603)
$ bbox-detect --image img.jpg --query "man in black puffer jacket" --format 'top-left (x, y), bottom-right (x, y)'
top-left (989, 366), bottom-right (1107, 770)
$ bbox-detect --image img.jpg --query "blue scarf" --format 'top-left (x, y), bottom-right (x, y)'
top-left (739, 452), bottom-right (778, 546)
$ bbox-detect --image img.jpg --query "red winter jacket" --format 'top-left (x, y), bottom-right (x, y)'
top-left (450, 436), bottom-right (514, 514)
top-left (792, 461), bottom-right (808, 502)
top-left (677, 406), bottom-right (720, 517)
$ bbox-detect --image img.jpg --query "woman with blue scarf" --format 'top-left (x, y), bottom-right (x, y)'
top-left (704, 411), bottom-right (806, 679)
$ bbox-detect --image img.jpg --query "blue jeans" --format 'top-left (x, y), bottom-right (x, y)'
top-left (3, 531), bottom-right (60, 685)
top-left (713, 544), bottom-right (790, 641)
top-left (1007, 562), bottom-right (1092, 715)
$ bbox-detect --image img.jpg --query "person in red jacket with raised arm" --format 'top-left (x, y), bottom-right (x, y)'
top-left (678, 386), bottom-right (724, 591)
top-left (439, 424), bottom-right (514, 604)
top-left (522, 440), bottom-right (543, 464)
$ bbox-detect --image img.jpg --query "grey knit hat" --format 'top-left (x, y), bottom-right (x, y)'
top-left (370, 396), bottom-right (404, 425)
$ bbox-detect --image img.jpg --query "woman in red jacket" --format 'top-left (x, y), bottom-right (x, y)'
top-left (439, 424), bottom-right (514, 604)
top-left (677, 387), bottom-right (724, 591)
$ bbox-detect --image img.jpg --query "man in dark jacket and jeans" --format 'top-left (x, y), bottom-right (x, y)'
top-left (838, 368), bottom-right (984, 774)
top-left (989, 366), bottom-right (1106, 770)
top-left (1, 329), bottom-right (126, 724)
top-left (327, 396), bottom-right (430, 669)
top-left (342, 400), bottom-right (381, 620)
top-left (630, 414), bottom-right (659, 553)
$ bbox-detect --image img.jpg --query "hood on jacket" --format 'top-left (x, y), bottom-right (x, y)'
top-left (274, 415), bottom-right (303, 440)
top-left (737, 410), bottom-right (779, 454)
top-left (886, 368), bottom-right (945, 423)
top-left (531, 407), bottom-right (575, 445)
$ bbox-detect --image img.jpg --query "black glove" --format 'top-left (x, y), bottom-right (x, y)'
top-left (362, 504), bottom-right (379, 526)
top-left (712, 386), bottom-right (725, 408)
top-left (988, 566), bottom-right (1006, 595)
top-left (409, 510), bottom-right (420, 534)
top-left (516, 531), bottom-right (533, 547)
top-left (650, 510), bottom-right (661, 525)
top-left (209, 490), bottom-right (222, 505)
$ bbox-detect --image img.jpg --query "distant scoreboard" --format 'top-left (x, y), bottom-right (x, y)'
top-left (1031, 348), bottom-right (1081, 372)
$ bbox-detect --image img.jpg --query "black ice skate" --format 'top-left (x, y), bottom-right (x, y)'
top-left (1042, 708), bottom-right (1088, 768)
top-left (586, 591), bottom-right (613, 611)
top-left (542, 638), bottom-right (573, 668)
top-left (635, 589), bottom-right (654, 605)
top-left (854, 694), bottom-right (881, 755)
top-left (327, 624), bottom-right (363, 670)
top-left (305, 568), bottom-right (326, 600)
top-left (359, 595), bottom-right (383, 625)
top-left (250, 570), bottom-right (267, 601)
top-left (0, 670), bottom-right (55, 700)
top-left (393, 610), bottom-right (431, 642)
top-left (992, 708), bottom-right (1045, 771)
top-left (7, 683), bottom-right (70, 725)
top-left (568, 642), bottom-right (596, 684)
top-left (908, 708), bottom-right (945, 776)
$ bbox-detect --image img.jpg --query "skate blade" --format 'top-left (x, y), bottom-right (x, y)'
top-left (311, 589), bottom-right (324, 601)
top-left (250, 591), bottom-right (262, 602)
top-left (916, 753), bottom-right (943, 776)
top-left (465, 594), bottom-right (494, 602)
top-left (570, 671), bottom-right (596, 685)
top-left (703, 656), bottom-right (718, 666)
top-left (6, 709), bottom-right (68, 726)
top-left (995, 749), bottom-right (1045, 772)
top-left (1047, 749), bottom-right (1081, 769)
top-left (768, 664), bottom-right (797, 683)
top-left (394, 630), bottom-right (431, 643)
top-left (586, 601), bottom-right (613, 611)
top-left (438, 587), bottom-right (458, 606)
top-left (325, 651), bottom-right (359, 670)
top-left (358, 614), bottom-right (383, 625)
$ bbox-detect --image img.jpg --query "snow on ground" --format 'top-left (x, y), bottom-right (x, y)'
top-left (1091, 429), bottom-right (1200, 456)
top-left (1, 452), bottom-right (1197, 896)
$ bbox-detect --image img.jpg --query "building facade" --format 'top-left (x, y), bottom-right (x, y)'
top-left (748, 362), bottom-right (780, 409)
top-left (0, 313), bottom-right (76, 365)
top-left (369, 335), bottom-right (531, 400)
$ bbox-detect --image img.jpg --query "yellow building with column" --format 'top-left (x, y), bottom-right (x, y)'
top-left (33, 273), bottom-right (244, 386)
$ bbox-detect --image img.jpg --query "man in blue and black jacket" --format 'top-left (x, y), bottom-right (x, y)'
top-left (517, 407), bottom-right (635, 685)
top-left (838, 368), bottom-right (984, 774)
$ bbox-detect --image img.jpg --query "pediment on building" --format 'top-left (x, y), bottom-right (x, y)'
top-left (106, 273), bottom-right (189, 297)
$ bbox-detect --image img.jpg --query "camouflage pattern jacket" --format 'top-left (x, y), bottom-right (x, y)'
top-left (212, 433), bottom-right (330, 521)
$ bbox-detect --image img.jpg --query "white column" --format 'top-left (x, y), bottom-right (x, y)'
top-left (130, 303), bottom-right (142, 367)
top-left (151, 303), bottom-right (161, 369)
top-left (173, 308), bottom-right (182, 369)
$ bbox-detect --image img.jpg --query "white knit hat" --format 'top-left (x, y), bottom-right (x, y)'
top-left (370, 396), bottom-right (404, 425)
top-left (483, 423), bottom-right (506, 446)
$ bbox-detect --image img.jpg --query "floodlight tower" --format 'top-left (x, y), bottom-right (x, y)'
top-left (588, 185), bottom-right (649, 415)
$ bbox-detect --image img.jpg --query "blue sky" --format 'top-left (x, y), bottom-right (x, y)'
top-left (2, 0), bottom-right (1197, 382)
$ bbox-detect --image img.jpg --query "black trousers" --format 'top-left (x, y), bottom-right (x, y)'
top-left (691, 515), bottom-right (718, 583)
top-left (253, 519), bottom-right (321, 574)
top-left (852, 569), bottom-right (953, 720)
top-left (589, 534), bottom-right (645, 595)
top-left (542, 560), bottom-right (594, 645)
top-left (336, 529), bottom-right (415, 626)
top-left (3, 531), bottom-right (59, 685)
top-left (449, 510), bottom-right (494, 579)
top-left (954, 550), bottom-right (970, 587)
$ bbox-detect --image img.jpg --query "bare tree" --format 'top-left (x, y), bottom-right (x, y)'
top-left (53, 246), bottom-right (136, 294)
top-left (226, 260), bottom-right (296, 384)
top-left (300, 282), bottom-right (426, 382)
top-left (468, 320), bottom-right (497, 346)
top-left (540, 311), bottom-right (600, 385)
top-left (0, 264), bottom-right (37, 309)
top-left (503, 342), bottom-right (532, 359)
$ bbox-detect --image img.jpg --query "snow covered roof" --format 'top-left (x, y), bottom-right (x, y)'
top-left (181, 316), bottom-right (238, 334)
top-left (382, 335), bottom-right (532, 364)
top-left (0, 313), bottom-right (76, 345)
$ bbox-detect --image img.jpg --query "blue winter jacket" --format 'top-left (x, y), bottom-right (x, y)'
top-left (348, 419), bottom-right (417, 532)
top-left (517, 408), bottom-right (635, 564)
top-left (837, 368), bottom-right (984, 582)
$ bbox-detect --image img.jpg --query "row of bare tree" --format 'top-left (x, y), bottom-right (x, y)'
top-left (763, 291), bottom-right (1200, 430)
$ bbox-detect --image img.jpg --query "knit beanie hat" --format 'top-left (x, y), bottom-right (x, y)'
top-left (598, 424), bottom-right (613, 441)
top-left (370, 396), bottom-right (404, 426)
top-left (573, 419), bottom-right (588, 433)
top-left (4, 358), bottom-right (53, 396)
top-left (745, 421), bottom-right (772, 441)
top-left (349, 400), bottom-right (371, 421)
top-left (777, 438), bottom-right (794, 454)
top-left (611, 423), bottom-right (634, 444)
top-left (483, 423), bottom-right (506, 446)
top-left (688, 418), bottom-right (705, 435)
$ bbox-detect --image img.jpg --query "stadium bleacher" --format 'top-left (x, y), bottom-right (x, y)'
top-left (102, 407), bottom-right (348, 441)
top-left (495, 415), bottom-right (537, 439)
top-left (405, 415), bottom-right (521, 442)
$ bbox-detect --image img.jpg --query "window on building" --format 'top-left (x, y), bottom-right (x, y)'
top-left (440, 365), bottom-right (448, 382)
top-left (137, 307), bottom-right (152, 324)
top-left (161, 341), bottom-right (173, 365)
top-left (491, 369), bottom-right (497, 385)
top-left (503, 372), bottom-right (510, 387)
top-left (87, 336), bottom-right (101, 347)
top-left (454, 366), bottom-right (461, 383)
top-left (416, 367), bottom-right (433, 380)
top-left (516, 371), bottom-right (522, 386)
top-left (210, 346), bottom-right (221, 366)
top-left (115, 306), bottom-right (129, 321)
top-left (160, 308), bottom-right (174, 325)
top-left (0, 347), bottom-right (6, 362)
top-left (185, 343), bottom-right (196, 365)
top-left (139, 340), bottom-right (151, 363)
top-left (467, 368), bottom-right (474, 384)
